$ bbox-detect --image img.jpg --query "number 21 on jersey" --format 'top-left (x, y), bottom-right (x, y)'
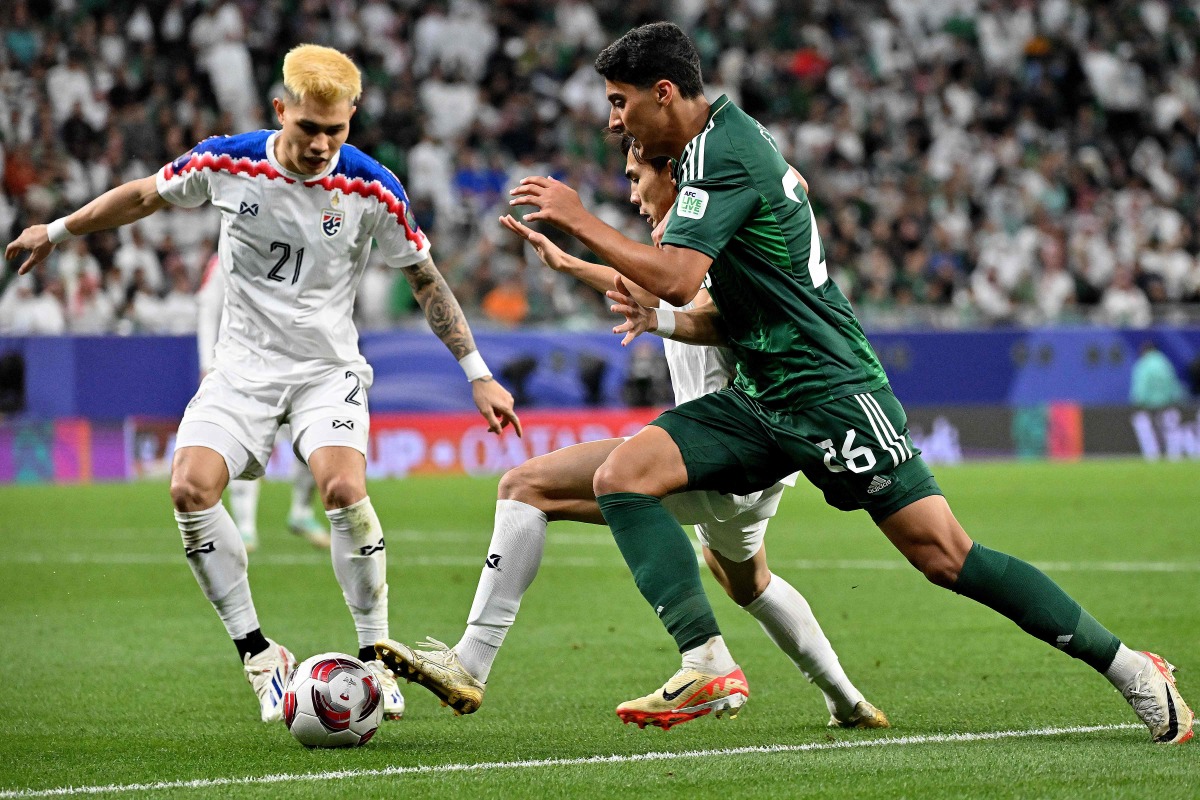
top-left (267, 241), bottom-right (304, 285)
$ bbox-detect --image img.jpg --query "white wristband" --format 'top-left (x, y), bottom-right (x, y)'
top-left (47, 217), bottom-right (77, 245)
top-left (458, 351), bottom-right (492, 382)
top-left (651, 307), bottom-right (676, 339)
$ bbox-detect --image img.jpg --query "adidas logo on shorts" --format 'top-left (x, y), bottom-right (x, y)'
top-left (866, 475), bottom-right (892, 494)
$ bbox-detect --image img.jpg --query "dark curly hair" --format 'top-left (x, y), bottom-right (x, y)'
top-left (594, 22), bottom-right (703, 99)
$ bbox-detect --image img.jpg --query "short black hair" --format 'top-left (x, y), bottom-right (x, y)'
top-left (594, 22), bottom-right (703, 99)
top-left (618, 134), bottom-right (671, 172)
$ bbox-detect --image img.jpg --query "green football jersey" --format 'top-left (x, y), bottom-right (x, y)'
top-left (661, 95), bottom-right (888, 410)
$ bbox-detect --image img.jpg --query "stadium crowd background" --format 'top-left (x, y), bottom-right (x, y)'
top-left (3, 0), bottom-right (1200, 336)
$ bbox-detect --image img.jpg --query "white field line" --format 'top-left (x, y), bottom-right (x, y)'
top-left (0, 723), bottom-right (1143, 799)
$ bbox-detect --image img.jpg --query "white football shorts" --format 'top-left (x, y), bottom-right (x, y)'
top-left (176, 365), bottom-right (371, 480)
top-left (662, 481), bottom-right (787, 563)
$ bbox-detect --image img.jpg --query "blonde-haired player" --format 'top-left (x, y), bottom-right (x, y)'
top-left (6, 44), bottom-right (522, 724)
top-left (282, 42), bottom-right (362, 104)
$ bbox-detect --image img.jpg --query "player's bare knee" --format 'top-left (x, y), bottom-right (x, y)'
top-left (319, 473), bottom-right (366, 510)
top-left (922, 529), bottom-right (971, 587)
top-left (497, 462), bottom-right (548, 507)
top-left (726, 571), bottom-right (770, 606)
top-left (915, 551), bottom-right (961, 588)
top-left (884, 501), bottom-right (972, 588)
top-left (169, 473), bottom-right (220, 512)
top-left (752, 568), bottom-right (772, 599)
top-left (729, 585), bottom-right (761, 607)
top-left (593, 458), bottom-right (636, 496)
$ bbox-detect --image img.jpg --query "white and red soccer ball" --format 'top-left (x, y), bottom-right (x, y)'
top-left (283, 653), bottom-right (382, 747)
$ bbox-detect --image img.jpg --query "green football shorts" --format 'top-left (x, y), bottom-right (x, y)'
top-left (651, 385), bottom-right (941, 523)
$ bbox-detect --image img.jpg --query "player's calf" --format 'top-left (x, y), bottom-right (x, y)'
top-left (327, 496), bottom-right (389, 661)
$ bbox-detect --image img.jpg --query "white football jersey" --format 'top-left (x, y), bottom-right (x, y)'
top-left (660, 297), bottom-right (736, 406)
top-left (157, 130), bottom-right (430, 387)
top-left (195, 253), bottom-right (223, 373)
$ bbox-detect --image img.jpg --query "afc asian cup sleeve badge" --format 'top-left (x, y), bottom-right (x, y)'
top-left (321, 208), bottom-right (345, 238)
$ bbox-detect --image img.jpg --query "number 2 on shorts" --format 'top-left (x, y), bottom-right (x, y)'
top-left (343, 371), bottom-right (364, 407)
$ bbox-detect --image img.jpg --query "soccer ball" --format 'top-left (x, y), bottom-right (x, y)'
top-left (283, 653), bottom-right (383, 748)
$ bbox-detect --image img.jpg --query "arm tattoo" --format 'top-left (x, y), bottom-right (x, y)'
top-left (403, 256), bottom-right (477, 360)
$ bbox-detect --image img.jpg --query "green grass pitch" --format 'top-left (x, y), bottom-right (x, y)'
top-left (0, 460), bottom-right (1197, 798)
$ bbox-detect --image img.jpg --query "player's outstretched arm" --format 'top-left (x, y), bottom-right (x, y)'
top-left (401, 255), bottom-right (523, 437)
top-left (509, 176), bottom-right (711, 306)
top-left (4, 175), bottom-right (168, 275)
top-left (498, 213), bottom-right (660, 308)
top-left (607, 276), bottom-right (727, 347)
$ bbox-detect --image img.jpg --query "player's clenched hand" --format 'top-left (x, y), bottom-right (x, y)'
top-left (607, 276), bottom-right (655, 347)
top-left (5, 225), bottom-right (56, 275)
top-left (472, 377), bottom-right (523, 438)
top-left (509, 176), bottom-right (586, 233)
top-left (498, 214), bottom-right (570, 272)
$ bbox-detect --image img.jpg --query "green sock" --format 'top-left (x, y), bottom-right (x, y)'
top-left (952, 542), bottom-right (1120, 672)
top-left (598, 491), bottom-right (719, 653)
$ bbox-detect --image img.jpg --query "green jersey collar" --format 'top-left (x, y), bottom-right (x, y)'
top-left (673, 95), bottom-right (732, 184)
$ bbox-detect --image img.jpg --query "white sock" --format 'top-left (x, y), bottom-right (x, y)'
top-left (175, 502), bottom-right (259, 639)
top-left (227, 479), bottom-right (260, 539)
top-left (1104, 644), bottom-right (1149, 690)
top-left (289, 462), bottom-right (317, 520)
top-left (744, 573), bottom-right (864, 719)
top-left (327, 497), bottom-right (388, 650)
top-left (681, 635), bottom-right (737, 674)
top-left (456, 499), bottom-right (548, 682)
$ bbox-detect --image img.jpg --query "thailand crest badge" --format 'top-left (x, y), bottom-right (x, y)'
top-left (321, 208), bottom-right (344, 238)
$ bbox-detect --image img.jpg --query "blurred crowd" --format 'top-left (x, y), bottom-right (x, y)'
top-left (4, 0), bottom-right (1200, 336)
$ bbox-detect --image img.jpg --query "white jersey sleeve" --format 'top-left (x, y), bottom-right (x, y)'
top-left (362, 166), bottom-right (431, 269)
top-left (156, 144), bottom-right (217, 208)
top-left (661, 288), bottom-right (737, 406)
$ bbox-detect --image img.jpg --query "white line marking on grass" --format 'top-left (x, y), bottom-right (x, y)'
top-left (0, 723), bottom-right (1142, 798)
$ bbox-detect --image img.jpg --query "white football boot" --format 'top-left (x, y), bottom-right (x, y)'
top-left (375, 637), bottom-right (485, 715)
top-left (365, 659), bottom-right (406, 720)
top-left (1122, 651), bottom-right (1194, 743)
top-left (242, 639), bottom-right (297, 722)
